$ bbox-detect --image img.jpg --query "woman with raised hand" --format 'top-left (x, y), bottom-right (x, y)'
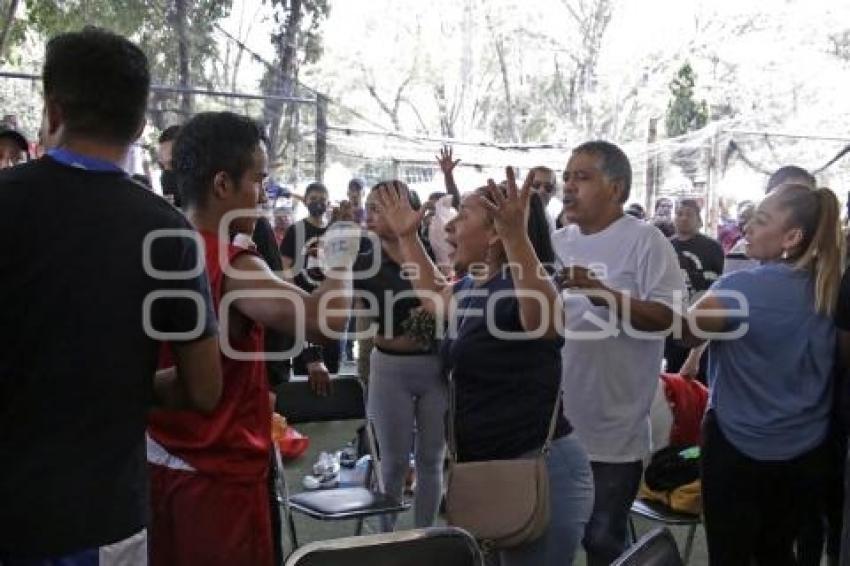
top-left (375, 169), bottom-right (593, 566)
top-left (358, 182), bottom-right (447, 531)
top-left (684, 183), bottom-right (844, 565)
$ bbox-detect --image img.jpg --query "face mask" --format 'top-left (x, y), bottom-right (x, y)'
top-left (160, 170), bottom-right (178, 195)
top-left (307, 201), bottom-right (327, 218)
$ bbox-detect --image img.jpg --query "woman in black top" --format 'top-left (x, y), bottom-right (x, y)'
top-left (375, 170), bottom-right (594, 566)
top-left (356, 183), bottom-right (447, 531)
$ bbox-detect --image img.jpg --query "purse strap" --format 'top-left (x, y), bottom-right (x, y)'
top-left (447, 371), bottom-right (563, 463)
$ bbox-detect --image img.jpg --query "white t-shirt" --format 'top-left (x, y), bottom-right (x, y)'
top-left (545, 199), bottom-right (561, 233)
top-left (552, 215), bottom-right (686, 462)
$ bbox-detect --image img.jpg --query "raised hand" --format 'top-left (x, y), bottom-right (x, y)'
top-left (375, 181), bottom-right (426, 239)
top-left (436, 146), bottom-right (460, 175)
top-left (477, 166), bottom-right (532, 243)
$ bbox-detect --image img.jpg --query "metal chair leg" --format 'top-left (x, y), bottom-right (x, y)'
top-left (272, 445), bottom-right (299, 554)
top-left (628, 516), bottom-right (638, 543)
top-left (682, 523), bottom-right (697, 564)
top-left (287, 510), bottom-right (299, 550)
top-left (355, 517), bottom-right (364, 536)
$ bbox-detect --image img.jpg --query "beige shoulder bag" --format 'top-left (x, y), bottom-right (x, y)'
top-left (444, 373), bottom-right (562, 550)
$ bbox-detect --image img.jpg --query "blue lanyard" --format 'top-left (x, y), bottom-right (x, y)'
top-left (47, 148), bottom-right (125, 174)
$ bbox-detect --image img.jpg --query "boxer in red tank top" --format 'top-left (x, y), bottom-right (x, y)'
top-left (147, 112), bottom-right (357, 566)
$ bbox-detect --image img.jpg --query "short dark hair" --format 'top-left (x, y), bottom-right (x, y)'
top-left (173, 112), bottom-right (264, 209)
top-left (767, 165), bottom-right (816, 193)
top-left (572, 140), bottom-right (632, 203)
top-left (531, 166), bottom-right (556, 183)
top-left (370, 180), bottom-right (421, 210)
top-left (305, 182), bottom-right (329, 199)
top-left (626, 203), bottom-right (646, 219)
top-left (348, 178), bottom-right (365, 192)
top-left (43, 27), bottom-right (149, 145)
top-left (159, 125), bottom-right (181, 144)
top-left (677, 198), bottom-right (701, 215)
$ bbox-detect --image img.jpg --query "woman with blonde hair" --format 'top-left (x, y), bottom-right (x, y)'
top-left (684, 183), bottom-right (844, 565)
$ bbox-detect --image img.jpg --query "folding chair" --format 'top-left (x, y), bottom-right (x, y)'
top-left (273, 375), bottom-right (411, 552)
top-left (628, 499), bottom-right (700, 564)
top-left (613, 527), bottom-right (683, 566)
top-left (284, 526), bottom-right (484, 566)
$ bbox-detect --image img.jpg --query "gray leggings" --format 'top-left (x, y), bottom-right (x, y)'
top-left (367, 348), bottom-right (447, 529)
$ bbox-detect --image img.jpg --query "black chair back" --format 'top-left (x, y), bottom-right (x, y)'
top-left (612, 527), bottom-right (683, 566)
top-left (284, 527), bottom-right (484, 566)
top-left (275, 374), bottom-right (365, 424)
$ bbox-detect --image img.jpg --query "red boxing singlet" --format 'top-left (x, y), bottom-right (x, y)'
top-left (148, 231), bottom-right (271, 480)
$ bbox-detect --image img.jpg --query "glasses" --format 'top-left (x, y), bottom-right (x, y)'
top-left (532, 182), bottom-right (556, 193)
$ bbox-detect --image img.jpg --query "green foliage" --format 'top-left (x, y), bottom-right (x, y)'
top-left (1, 19), bottom-right (29, 66)
top-left (14, 1), bottom-right (233, 128)
top-left (665, 62), bottom-right (709, 137)
top-left (24, 0), bottom-right (230, 83)
top-left (24, 0), bottom-right (151, 38)
top-left (262, 0), bottom-right (331, 166)
top-left (829, 29), bottom-right (850, 60)
top-left (267, 0), bottom-right (329, 67)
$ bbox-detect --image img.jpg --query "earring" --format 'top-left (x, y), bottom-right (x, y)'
top-left (781, 249), bottom-right (789, 260)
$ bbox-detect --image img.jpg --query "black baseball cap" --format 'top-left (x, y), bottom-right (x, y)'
top-left (0, 126), bottom-right (29, 152)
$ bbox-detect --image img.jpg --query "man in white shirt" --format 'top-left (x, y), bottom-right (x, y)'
top-left (553, 141), bottom-right (686, 565)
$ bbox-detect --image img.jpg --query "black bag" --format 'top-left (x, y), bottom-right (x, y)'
top-left (644, 445), bottom-right (700, 492)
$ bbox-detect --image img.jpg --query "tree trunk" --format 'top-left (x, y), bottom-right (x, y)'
top-left (644, 117), bottom-right (658, 214)
top-left (456, 0), bottom-right (473, 137)
top-left (0, 0), bottom-right (20, 63)
top-left (264, 0), bottom-right (302, 162)
top-left (315, 94), bottom-right (327, 182)
top-left (493, 36), bottom-right (517, 143)
top-left (280, 0), bottom-right (301, 86)
top-left (174, 0), bottom-right (192, 117)
top-left (230, 2), bottom-right (259, 92)
top-left (149, 90), bottom-right (167, 131)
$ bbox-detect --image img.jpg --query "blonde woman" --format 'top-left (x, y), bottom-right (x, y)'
top-left (685, 184), bottom-right (844, 565)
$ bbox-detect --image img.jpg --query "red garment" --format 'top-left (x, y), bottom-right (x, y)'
top-left (148, 231), bottom-right (271, 479)
top-left (717, 222), bottom-right (742, 254)
top-left (660, 373), bottom-right (709, 446)
top-left (148, 464), bottom-right (274, 566)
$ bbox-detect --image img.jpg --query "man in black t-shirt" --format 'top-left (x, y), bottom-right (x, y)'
top-left (280, 181), bottom-right (330, 292)
top-left (665, 199), bottom-right (724, 379)
top-left (0, 28), bottom-right (222, 562)
top-left (280, 182), bottom-right (337, 392)
top-left (671, 199), bottom-right (724, 300)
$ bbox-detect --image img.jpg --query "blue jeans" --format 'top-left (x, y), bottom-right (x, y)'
top-left (583, 460), bottom-right (643, 566)
top-left (494, 434), bottom-right (595, 566)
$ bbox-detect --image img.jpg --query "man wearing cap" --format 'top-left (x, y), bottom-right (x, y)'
top-left (0, 125), bottom-right (29, 169)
